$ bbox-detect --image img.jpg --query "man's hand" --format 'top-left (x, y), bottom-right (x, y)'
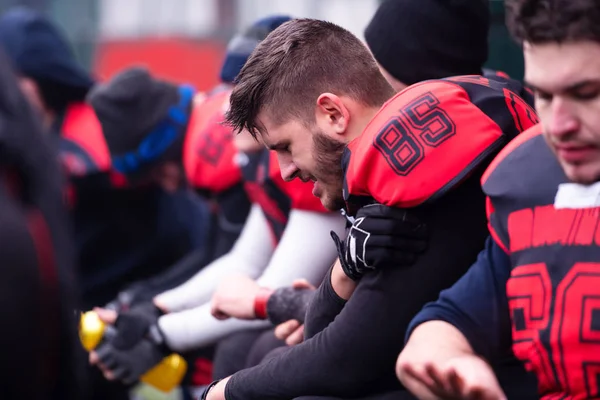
top-left (210, 274), bottom-right (263, 320)
top-left (397, 321), bottom-right (506, 400)
top-left (274, 319), bottom-right (305, 345)
top-left (397, 355), bottom-right (506, 400)
top-left (332, 204), bottom-right (427, 280)
top-left (88, 303), bottom-right (169, 384)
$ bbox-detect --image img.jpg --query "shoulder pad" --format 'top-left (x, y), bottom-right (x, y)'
top-left (60, 102), bottom-right (111, 176)
top-left (344, 77), bottom-right (538, 209)
top-left (183, 91), bottom-right (242, 193)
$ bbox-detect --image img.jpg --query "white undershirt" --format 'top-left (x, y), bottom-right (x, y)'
top-left (156, 204), bottom-right (346, 351)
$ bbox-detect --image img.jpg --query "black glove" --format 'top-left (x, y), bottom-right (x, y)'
top-left (95, 302), bottom-right (169, 384)
top-left (104, 282), bottom-right (152, 312)
top-left (331, 203), bottom-right (427, 280)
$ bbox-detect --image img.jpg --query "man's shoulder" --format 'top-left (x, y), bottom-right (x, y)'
top-left (482, 124), bottom-right (554, 199)
top-left (344, 77), bottom-right (536, 211)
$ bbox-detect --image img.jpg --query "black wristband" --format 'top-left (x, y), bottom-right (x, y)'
top-left (200, 380), bottom-right (222, 400)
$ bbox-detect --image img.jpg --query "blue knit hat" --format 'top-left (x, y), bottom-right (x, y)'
top-left (220, 15), bottom-right (292, 84)
top-left (0, 6), bottom-right (94, 90)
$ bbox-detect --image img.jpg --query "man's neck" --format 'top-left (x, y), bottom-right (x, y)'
top-left (345, 105), bottom-right (382, 144)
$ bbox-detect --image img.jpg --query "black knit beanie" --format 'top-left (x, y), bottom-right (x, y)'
top-left (365, 0), bottom-right (490, 86)
top-left (88, 67), bottom-right (190, 178)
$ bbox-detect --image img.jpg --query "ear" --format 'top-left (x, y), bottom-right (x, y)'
top-left (315, 93), bottom-right (350, 137)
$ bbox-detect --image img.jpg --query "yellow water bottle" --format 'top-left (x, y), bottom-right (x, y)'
top-left (79, 310), bottom-right (187, 393)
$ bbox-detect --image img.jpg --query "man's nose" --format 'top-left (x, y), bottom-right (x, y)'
top-left (278, 157), bottom-right (298, 182)
top-left (547, 97), bottom-right (580, 139)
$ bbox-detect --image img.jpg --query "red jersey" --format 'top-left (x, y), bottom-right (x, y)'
top-left (183, 87), bottom-right (242, 194)
top-left (483, 124), bottom-right (600, 399)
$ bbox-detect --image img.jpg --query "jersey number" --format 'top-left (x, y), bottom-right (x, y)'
top-left (196, 128), bottom-right (231, 166)
top-left (374, 92), bottom-right (456, 176)
top-left (507, 262), bottom-right (600, 398)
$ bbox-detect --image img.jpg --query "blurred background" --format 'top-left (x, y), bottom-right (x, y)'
top-left (0, 0), bottom-right (523, 92)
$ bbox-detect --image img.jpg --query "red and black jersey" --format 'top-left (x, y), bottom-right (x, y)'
top-left (242, 149), bottom-right (328, 245)
top-left (342, 74), bottom-right (539, 215)
top-left (483, 124), bottom-right (600, 399)
top-left (182, 87), bottom-right (250, 259)
top-left (183, 88), bottom-right (242, 195)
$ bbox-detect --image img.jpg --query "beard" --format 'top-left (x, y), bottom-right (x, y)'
top-left (312, 131), bottom-right (346, 210)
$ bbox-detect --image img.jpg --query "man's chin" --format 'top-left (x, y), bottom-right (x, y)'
top-left (320, 196), bottom-right (345, 212)
top-left (562, 162), bottom-right (600, 185)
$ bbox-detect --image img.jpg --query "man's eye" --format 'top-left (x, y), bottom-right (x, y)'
top-left (535, 90), bottom-right (552, 102)
top-left (573, 90), bottom-right (600, 101)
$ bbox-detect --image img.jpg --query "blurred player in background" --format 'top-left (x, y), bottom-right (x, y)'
top-left (0, 7), bottom-right (212, 400)
top-left (0, 47), bottom-right (82, 400)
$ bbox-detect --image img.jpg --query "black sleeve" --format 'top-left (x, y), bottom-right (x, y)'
top-left (225, 172), bottom-right (491, 400)
top-left (303, 267), bottom-right (346, 338)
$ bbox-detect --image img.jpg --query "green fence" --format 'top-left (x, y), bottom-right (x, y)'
top-left (0, 0), bottom-right (97, 68)
top-left (486, 0), bottom-right (524, 80)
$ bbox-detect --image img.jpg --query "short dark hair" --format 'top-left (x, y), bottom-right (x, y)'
top-left (225, 18), bottom-right (395, 138)
top-left (506, 0), bottom-right (600, 44)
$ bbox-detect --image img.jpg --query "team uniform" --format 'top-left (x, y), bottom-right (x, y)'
top-left (184, 86), bottom-right (251, 259)
top-left (54, 91), bottom-right (209, 310)
top-left (408, 123), bottom-right (600, 399)
top-left (223, 75), bottom-right (540, 400)
top-left (113, 87), bottom-right (256, 315)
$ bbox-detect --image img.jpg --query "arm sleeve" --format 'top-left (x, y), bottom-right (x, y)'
top-left (405, 236), bottom-right (513, 361)
top-left (225, 173), bottom-right (493, 400)
top-left (158, 303), bottom-right (271, 351)
top-left (255, 209), bottom-right (345, 289)
top-left (155, 204), bottom-right (274, 312)
top-left (157, 210), bottom-right (344, 350)
top-left (118, 248), bottom-right (211, 305)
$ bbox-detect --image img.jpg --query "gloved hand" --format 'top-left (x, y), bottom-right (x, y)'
top-left (95, 302), bottom-right (169, 384)
top-left (104, 282), bottom-right (151, 313)
top-left (331, 203), bottom-right (427, 280)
